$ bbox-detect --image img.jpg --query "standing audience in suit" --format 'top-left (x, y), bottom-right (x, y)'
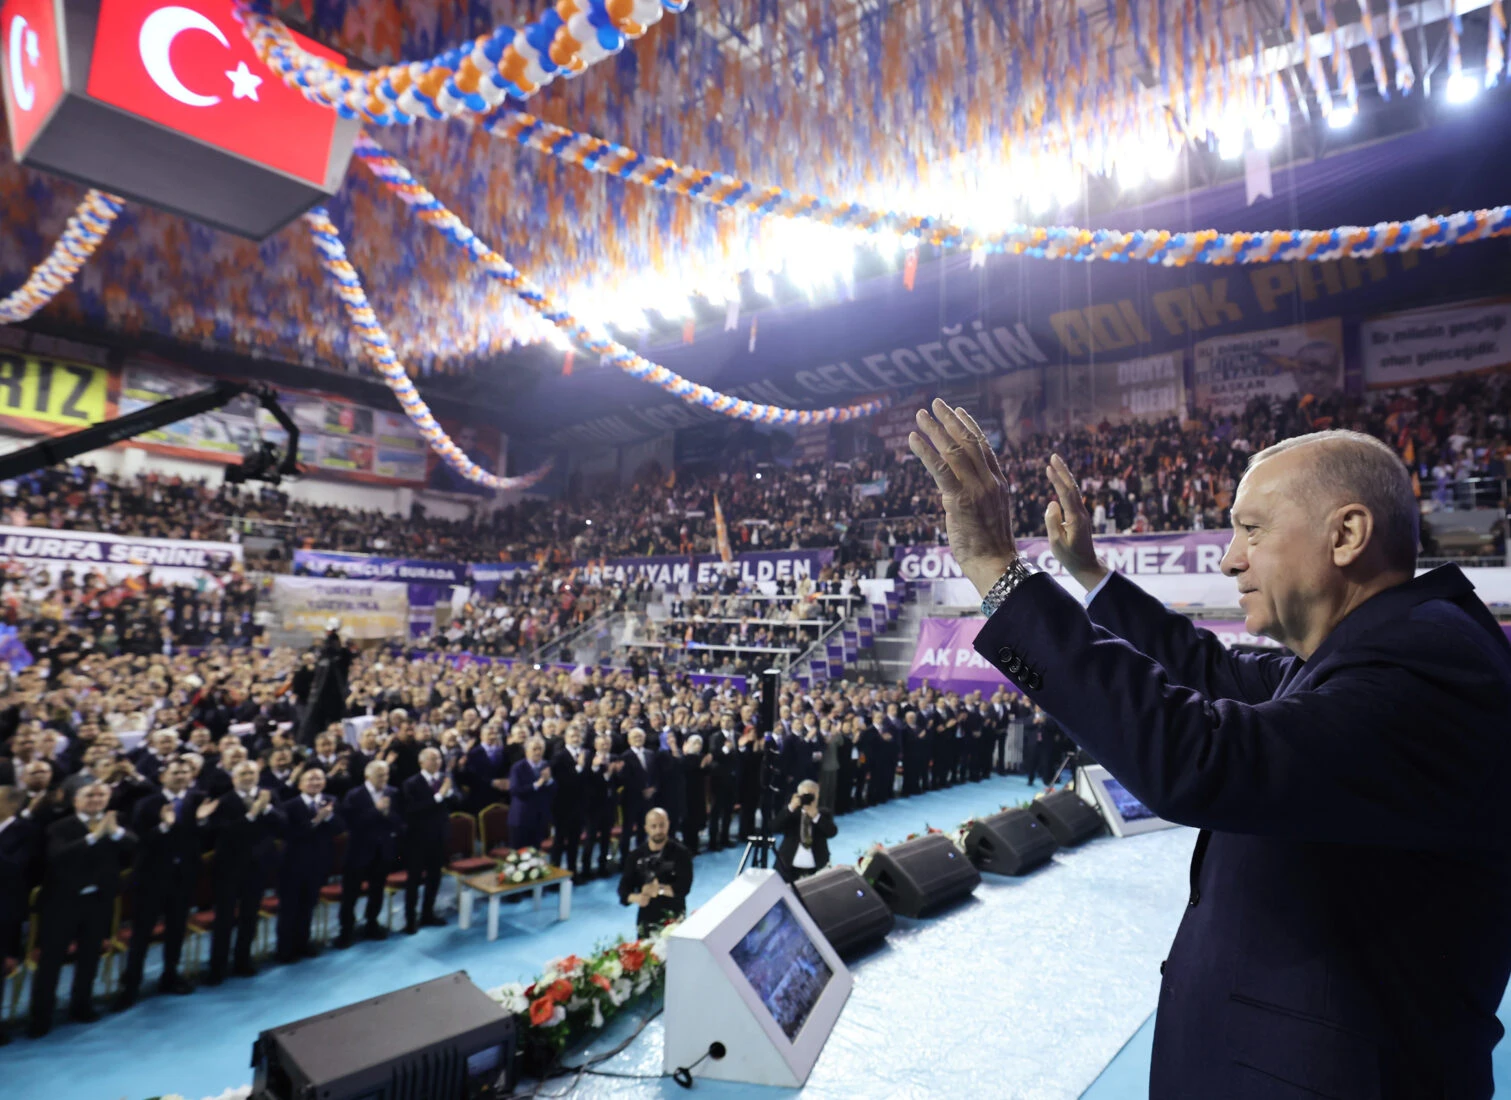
top-left (206, 762), bottom-right (285, 984)
top-left (337, 760), bottom-right (402, 948)
top-left (507, 738), bottom-right (555, 850)
top-left (399, 748), bottom-right (458, 933)
top-left (276, 767), bottom-right (343, 962)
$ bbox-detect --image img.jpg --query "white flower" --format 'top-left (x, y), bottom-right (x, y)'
top-left (486, 982), bottom-right (530, 1014)
top-left (590, 1000), bottom-right (604, 1029)
top-left (609, 978), bottom-right (632, 1006)
top-left (634, 973), bottom-right (651, 995)
top-left (567, 994), bottom-right (587, 1012)
top-left (602, 959), bottom-right (623, 980)
top-left (547, 1005), bottom-right (566, 1027)
top-left (510, 871), bottom-right (524, 883)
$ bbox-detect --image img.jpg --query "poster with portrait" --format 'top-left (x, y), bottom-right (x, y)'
top-left (1192, 319), bottom-right (1344, 415)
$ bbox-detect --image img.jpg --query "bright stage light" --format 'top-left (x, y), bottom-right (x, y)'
top-left (1216, 123), bottom-right (1245, 161)
top-left (1146, 146), bottom-right (1178, 181)
top-left (1326, 102), bottom-right (1356, 130)
top-left (1117, 155), bottom-right (1144, 190)
top-left (900, 232), bottom-right (921, 251)
top-left (752, 270), bottom-right (775, 298)
top-left (1446, 72), bottom-right (1480, 104)
top-left (1253, 114), bottom-right (1282, 151)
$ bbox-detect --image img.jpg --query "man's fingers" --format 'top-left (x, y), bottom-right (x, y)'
top-left (914, 406), bottom-right (978, 490)
top-left (1046, 499), bottom-right (1064, 536)
top-left (1046, 455), bottom-right (1089, 520)
top-left (954, 407), bottom-right (1007, 482)
top-left (931, 399), bottom-right (994, 485)
top-left (908, 426), bottom-right (962, 495)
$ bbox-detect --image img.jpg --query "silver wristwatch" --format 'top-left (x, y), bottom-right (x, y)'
top-left (979, 558), bottom-right (1038, 617)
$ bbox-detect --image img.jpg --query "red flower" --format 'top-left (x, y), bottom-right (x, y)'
top-left (559, 954), bottom-right (584, 973)
top-left (590, 974), bottom-right (612, 992)
top-left (547, 978), bottom-right (574, 1003)
top-left (529, 996), bottom-right (556, 1027)
top-left (619, 945), bottom-right (647, 973)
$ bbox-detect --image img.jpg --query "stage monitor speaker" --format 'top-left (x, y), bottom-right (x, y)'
top-left (964, 808), bottom-right (1059, 875)
top-left (860, 833), bottom-right (980, 918)
top-left (251, 972), bottom-right (515, 1100)
top-left (1032, 789), bottom-right (1105, 848)
top-left (759, 668), bottom-right (781, 733)
top-left (793, 866), bottom-right (895, 958)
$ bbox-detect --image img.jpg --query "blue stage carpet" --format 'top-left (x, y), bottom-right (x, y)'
top-left (11, 778), bottom-right (1510, 1100)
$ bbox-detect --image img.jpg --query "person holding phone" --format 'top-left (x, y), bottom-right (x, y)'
top-left (773, 779), bottom-right (836, 884)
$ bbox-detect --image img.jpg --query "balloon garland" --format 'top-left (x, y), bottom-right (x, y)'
top-left (235, 0), bottom-right (688, 127)
top-left (350, 135), bottom-right (889, 426)
top-left (0, 190), bottom-right (124, 324)
top-left (486, 107), bottom-right (1511, 268)
top-left (304, 208), bottom-right (552, 490)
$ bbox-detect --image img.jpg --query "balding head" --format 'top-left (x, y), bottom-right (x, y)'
top-left (1248, 430), bottom-right (1418, 572)
top-left (1225, 429), bottom-right (1419, 659)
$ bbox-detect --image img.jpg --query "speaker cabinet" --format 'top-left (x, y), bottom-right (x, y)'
top-left (860, 833), bottom-right (980, 918)
top-left (793, 866), bottom-right (895, 957)
top-left (1032, 789), bottom-right (1105, 847)
top-left (964, 808), bottom-right (1059, 875)
top-left (251, 972), bottom-right (514, 1100)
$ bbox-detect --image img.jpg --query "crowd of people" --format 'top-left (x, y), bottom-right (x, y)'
top-left (3, 381), bottom-right (1507, 574)
top-left (0, 632), bottom-right (1057, 1040)
top-left (419, 570), bottom-right (650, 659)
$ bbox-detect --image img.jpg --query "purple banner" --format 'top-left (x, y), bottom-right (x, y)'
top-left (293, 550), bottom-right (467, 584)
top-left (842, 629), bottom-right (859, 662)
top-left (906, 617), bottom-right (1014, 694)
top-left (857, 616), bottom-right (874, 649)
top-left (1190, 620), bottom-right (1287, 650)
top-left (577, 548), bottom-right (834, 588)
top-left (894, 531), bottom-right (1234, 583)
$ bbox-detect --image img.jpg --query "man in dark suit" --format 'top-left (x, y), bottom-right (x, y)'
top-left (899, 710), bottom-right (929, 795)
top-left (911, 402), bottom-right (1511, 1099)
top-left (706, 717), bottom-right (740, 851)
top-left (580, 733), bottom-right (621, 878)
top-left (507, 737), bottom-right (555, 850)
top-left (616, 727), bottom-right (657, 851)
top-left (399, 747), bottom-right (460, 933)
top-left (116, 761), bottom-right (210, 1008)
top-left (772, 780), bottom-right (837, 883)
top-left (0, 786), bottom-right (37, 1041)
top-left (337, 760), bottom-right (404, 947)
top-left (461, 726), bottom-right (510, 814)
top-left (549, 729), bottom-right (590, 875)
top-left (276, 767), bottom-right (344, 963)
top-left (29, 782), bottom-right (137, 1037)
top-left (206, 761), bottom-right (285, 983)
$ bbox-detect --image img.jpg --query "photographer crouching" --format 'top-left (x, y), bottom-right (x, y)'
top-left (775, 779), bottom-right (837, 883)
top-left (619, 808), bottom-right (694, 938)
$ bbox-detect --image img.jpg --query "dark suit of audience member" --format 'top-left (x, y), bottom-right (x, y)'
top-left (679, 752), bottom-right (709, 854)
top-left (776, 732), bottom-right (804, 802)
top-left (834, 731), bottom-right (857, 813)
top-left (617, 744), bottom-right (657, 850)
top-left (507, 757), bottom-right (555, 850)
top-left (900, 715), bottom-right (929, 796)
top-left (206, 790), bottom-right (285, 982)
top-left (461, 740), bottom-right (509, 814)
top-left (706, 730), bottom-right (739, 850)
top-left (549, 744), bottom-right (590, 873)
top-left (654, 746), bottom-right (687, 835)
top-left (736, 734), bottom-right (764, 841)
top-left (399, 770), bottom-right (459, 929)
top-left (338, 780), bottom-right (403, 941)
top-left (580, 752), bottom-right (619, 876)
top-left (30, 814), bottom-right (136, 1034)
top-left (276, 792), bottom-right (344, 961)
top-left (773, 803), bottom-right (837, 883)
top-left (0, 812), bottom-right (37, 961)
top-left (119, 788), bottom-right (205, 1000)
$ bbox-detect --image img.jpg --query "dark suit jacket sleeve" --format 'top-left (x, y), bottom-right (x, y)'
top-left (1087, 572), bottom-right (1294, 703)
top-left (975, 572), bottom-right (1503, 847)
top-left (670, 844), bottom-right (694, 900)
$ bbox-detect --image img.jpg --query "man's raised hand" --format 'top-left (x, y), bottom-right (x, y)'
top-left (1044, 454), bottom-right (1108, 592)
top-left (908, 399), bottom-right (1018, 597)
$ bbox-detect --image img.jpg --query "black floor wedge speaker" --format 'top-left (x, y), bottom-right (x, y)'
top-left (251, 972), bottom-right (515, 1100)
top-left (793, 865), bottom-right (895, 957)
top-left (860, 833), bottom-right (981, 918)
top-left (1031, 788), bottom-right (1105, 847)
top-left (964, 807), bottom-right (1059, 875)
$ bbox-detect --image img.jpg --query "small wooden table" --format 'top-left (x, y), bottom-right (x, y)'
top-left (457, 867), bottom-right (574, 940)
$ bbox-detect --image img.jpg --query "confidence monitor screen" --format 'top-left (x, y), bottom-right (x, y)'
top-left (1101, 776), bottom-right (1157, 822)
top-left (728, 898), bottom-right (833, 1041)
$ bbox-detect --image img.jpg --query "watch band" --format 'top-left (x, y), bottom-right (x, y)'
top-left (979, 558), bottom-right (1038, 617)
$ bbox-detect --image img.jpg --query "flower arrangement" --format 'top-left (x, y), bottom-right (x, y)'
top-left (497, 847), bottom-right (554, 885)
top-left (486, 921), bottom-right (675, 1064)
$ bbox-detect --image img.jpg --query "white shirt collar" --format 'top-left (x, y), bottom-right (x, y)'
top-left (366, 782), bottom-right (383, 800)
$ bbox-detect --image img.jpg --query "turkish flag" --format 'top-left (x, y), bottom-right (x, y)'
top-left (85, 0), bottom-right (341, 186)
top-left (1, 0), bottom-right (65, 157)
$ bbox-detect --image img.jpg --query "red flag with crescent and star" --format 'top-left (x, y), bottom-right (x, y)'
top-left (83, 0), bottom-right (341, 185)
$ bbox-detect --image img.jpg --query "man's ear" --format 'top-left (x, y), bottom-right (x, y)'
top-left (1331, 503), bottom-right (1374, 568)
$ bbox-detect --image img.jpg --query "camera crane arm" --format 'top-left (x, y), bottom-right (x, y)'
top-left (0, 381), bottom-right (301, 483)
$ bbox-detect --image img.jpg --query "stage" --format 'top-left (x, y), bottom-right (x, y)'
top-left (9, 775), bottom-right (1511, 1100)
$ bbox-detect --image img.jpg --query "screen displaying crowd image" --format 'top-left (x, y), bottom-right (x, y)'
top-left (728, 899), bottom-right (834, 1041)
